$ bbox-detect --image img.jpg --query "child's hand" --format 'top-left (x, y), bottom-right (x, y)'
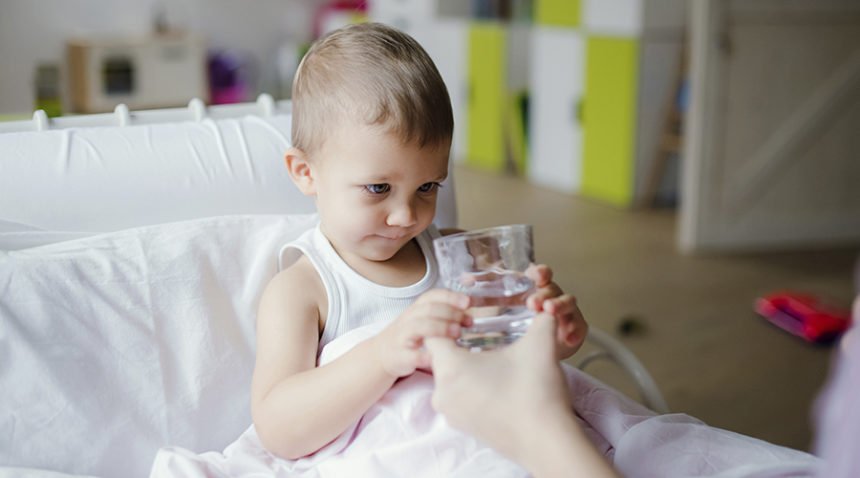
top-left (525, 264), bottom-right (588, 360)
top-left (372, 289), bottom-right (472, 378)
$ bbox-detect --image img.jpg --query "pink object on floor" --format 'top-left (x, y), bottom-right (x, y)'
top-left (755, 291), bottom-right (852, 343)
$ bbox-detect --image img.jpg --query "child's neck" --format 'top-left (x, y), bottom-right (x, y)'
top-left (337, 238), bottom-right (427, 288)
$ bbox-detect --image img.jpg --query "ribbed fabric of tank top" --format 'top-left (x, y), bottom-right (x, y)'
top-left (279, 223), bottom-right (441, 354)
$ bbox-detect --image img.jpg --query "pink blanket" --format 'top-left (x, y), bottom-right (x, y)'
top-left (150, 324), bottom-right (820, 478)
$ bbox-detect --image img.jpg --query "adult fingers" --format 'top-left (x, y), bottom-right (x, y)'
top-left (516, 313), bottom-right (559, 361)
top-left (424, 336), bottom-right (464, 366)
top-left (425, 337), bottom-right (470, 381)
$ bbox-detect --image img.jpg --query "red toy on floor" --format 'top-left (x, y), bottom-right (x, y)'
top-left (755, 291), bottom-right (852, 343)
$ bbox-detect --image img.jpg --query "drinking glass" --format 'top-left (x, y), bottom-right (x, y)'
top-left (433, 224), bottom-right (535, 351)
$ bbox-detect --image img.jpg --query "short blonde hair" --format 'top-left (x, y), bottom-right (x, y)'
top-left (291, 22), bottom-right (454, 156)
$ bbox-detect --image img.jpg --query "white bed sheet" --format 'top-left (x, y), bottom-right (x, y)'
top-left (0, 214), bottom-right (318, 477)
top-left (0, 212), bottom-right (824, 478)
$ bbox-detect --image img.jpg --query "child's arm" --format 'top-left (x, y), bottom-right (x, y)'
top-left (251, 257), bottom-right (470, 459)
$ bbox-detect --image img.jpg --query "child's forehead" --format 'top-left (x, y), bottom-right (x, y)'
top-left (323, 124), bottom-right (448, 160)
top-left (317, 128), bottom-right (449, 180)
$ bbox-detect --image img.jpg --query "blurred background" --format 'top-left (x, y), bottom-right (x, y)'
top-left (2, 0), bottom-right (859, 453)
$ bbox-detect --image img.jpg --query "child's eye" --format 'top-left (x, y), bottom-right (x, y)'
top-left (418, 182), bottom-right (441, 194)
top-left (364, 183), bottom-right (390, 194)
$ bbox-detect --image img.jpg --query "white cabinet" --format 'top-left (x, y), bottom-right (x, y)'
top-left (528, 0), bottom-right (686, 205)
top-left (583, 0), bottom-right (686, 35)
top-left (582, 0), bottom-right (644, 35)
top-left (368, 0), bottom-right (436, 32)
top-left (528, 28), bottom-right (585, 192)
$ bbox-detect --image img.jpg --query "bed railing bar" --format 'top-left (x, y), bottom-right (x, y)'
top-left (0, 94), bottom-right (292, 134)
top-left (258, 94), bottom-right (275, 117)
top-left (33, 110), bottom-right (49, 132)
top-left (116, 104), bottom-right (131, 127)
top-left (189, 98), bottom-right (206, 122)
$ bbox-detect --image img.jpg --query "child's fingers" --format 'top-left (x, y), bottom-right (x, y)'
top-left (527, 284), bottom-right (563, 310)
top-left (409, 315), bottom-right (466, 342)
top-left (525, 263), bottom-right (553, 287)
top-left (412, 302), bottom-right (472, 326)
top-left (564, 328), bottom-right (584, 346)
top-left (418, 288), bottom-right (470, 309)
top-left (542, 295), bottom-right (576, 316)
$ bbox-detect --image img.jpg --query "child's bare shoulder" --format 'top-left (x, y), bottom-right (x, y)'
top-left (259, 255), bottom-right (325, 324)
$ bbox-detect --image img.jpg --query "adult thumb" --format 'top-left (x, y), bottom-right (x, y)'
top-left (424, 337), bottom-right (466, 369)
top-left (527, 313), bottom-right (558, 342)
top-left (516, 313), bottom-right (559, 358)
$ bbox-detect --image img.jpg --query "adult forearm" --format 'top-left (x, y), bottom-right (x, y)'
top-left (253, 338), bottom-right (396, 459)
top-left (523, 411), bottom-right (620, 478)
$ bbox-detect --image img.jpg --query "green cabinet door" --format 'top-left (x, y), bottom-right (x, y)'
top-left (582, 36), bottom-right (639, 206)
top-left (466, 22), bottom-right (507, 172)
top-left (535, 0), bottom-right (581, 27)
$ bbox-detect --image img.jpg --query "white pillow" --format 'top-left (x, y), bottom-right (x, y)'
top-left (0, 114), bottom-right (458, 250)
top-left (0, 214), bottom-right (318, 477)
top-left (0, 116), bottom-right (315, 249)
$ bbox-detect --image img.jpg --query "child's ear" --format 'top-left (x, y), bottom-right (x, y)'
top-left (285, 147), bottom-right (316, 195)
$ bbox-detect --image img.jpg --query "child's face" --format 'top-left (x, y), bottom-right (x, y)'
top-left (309, 124), bottom-right (450, 263)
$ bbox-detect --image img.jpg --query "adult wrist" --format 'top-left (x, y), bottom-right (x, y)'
top-left (518, 408), bottom-right (591, 477)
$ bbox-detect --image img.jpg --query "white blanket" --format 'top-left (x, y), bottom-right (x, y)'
top-left (0, 214), bottom-right (318, 478)
top-left (150, 324), bottom-right (821, 478)
top-left (0, 214), bottom-right (823, 478)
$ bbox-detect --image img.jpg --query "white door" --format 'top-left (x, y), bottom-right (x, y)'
top-left (681, 0), bottom-right (860, 253)
top-left (528, 27), bottom-right (585, 192)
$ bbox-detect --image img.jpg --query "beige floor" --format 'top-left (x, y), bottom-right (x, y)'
top-left (453, 165), bottom-right (859, 452)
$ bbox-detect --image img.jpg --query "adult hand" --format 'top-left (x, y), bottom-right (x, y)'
top-left (426, 314), bottom-right (619, 478)
top-left (425, 314), bottom-right (570, 463)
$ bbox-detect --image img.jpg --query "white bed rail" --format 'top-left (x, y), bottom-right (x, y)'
top-left (0, 94), bottom-right (291, 133)
top-left (578, 327), bottom-right (670, 414)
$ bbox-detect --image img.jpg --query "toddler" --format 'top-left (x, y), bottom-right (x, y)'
top-left (251, 22), bottom-right (587, 459)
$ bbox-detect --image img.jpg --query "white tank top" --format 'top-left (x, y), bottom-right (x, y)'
top-left (279, 223), bottom-right (442, 354)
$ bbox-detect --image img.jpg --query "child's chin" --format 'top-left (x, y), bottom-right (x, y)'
top-left (362, 241), bottom-right (407, 262)
top-left (364, 248), bottom-right (400, 263)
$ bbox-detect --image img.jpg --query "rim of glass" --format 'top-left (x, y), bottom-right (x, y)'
top-left (433, 224), bottom-right (532, 244)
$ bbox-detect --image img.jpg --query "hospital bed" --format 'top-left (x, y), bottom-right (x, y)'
top-left (0, 96), bottom-right (669, 477)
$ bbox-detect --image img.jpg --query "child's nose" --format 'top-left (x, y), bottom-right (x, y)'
top-left (386, 201), bottom-right (418, 228)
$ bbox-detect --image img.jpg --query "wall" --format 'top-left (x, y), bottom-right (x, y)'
top-left (0, 0), bottom-right (325, 114)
